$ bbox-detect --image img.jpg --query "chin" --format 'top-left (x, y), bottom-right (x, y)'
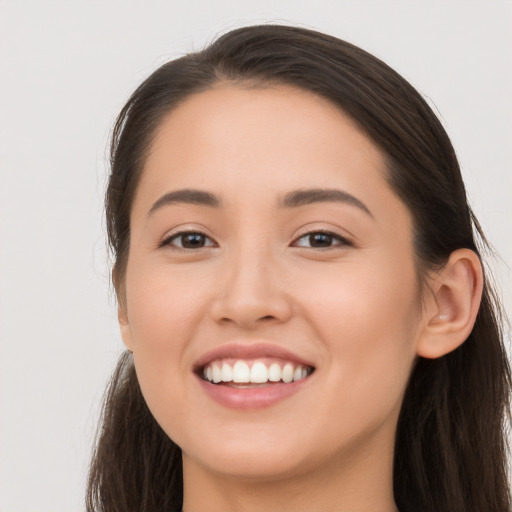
top-left (185, 443), bottom-right (314, 481)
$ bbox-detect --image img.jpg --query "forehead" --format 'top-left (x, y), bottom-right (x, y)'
top-left (143, 85), bottom-right (386, 190)
top-left (151, 84), bottom-right (375, 155)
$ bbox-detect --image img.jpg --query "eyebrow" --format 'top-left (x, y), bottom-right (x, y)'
top-left (147, 187), bottom-right (372, 217)
top-left (280, 188), bottom-right (373, 217)
top-left (148, 189), bottom-right (222, 216)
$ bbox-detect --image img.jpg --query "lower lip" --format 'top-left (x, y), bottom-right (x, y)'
top-left (197, 376), bottom-right (311, 410)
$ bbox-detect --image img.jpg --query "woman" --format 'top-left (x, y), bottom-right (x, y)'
top-left (86, 25), bottom-right (511, 512)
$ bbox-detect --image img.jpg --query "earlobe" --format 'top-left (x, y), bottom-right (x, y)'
top-left (118, 305), bottom-right (134, 351)
top-left (416, 249), bottom-right (483, 359)
top-left (113, 267), bottom-right (134, 351)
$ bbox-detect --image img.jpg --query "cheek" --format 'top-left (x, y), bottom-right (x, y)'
top-left (298, 250), bottom-right (420, 332)
top-left (124, 263), bottom-right (209, 438)
top-left (123, 260), bottom-right (213, 415)
top-left (126, 261), bottom-right (209, 349)
top-left (296, 257), bottom-right (420, 401)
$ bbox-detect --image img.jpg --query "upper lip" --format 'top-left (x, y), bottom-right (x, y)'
top-left (193, 343), bottom-right (316, 370)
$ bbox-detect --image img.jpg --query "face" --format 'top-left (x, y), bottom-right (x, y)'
top-left (119, 85), bottom-right (425, 481)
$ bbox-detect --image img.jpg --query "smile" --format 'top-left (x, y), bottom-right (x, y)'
top-left (201, 359), bottom-right (313, 386)
top-left (194, 344), bottom-right (316, 409)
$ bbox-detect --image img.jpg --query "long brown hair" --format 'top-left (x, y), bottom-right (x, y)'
top-left (87, 25), bottom-right (511, 512)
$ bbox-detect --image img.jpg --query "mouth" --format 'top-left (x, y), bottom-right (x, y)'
top-left (194, 344), bottom-right (316, 409)
top-left (198, 358), bottom-right (315, 387)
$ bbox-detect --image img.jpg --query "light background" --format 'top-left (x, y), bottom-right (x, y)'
top-left (0, 1), bottom-right (510, 511)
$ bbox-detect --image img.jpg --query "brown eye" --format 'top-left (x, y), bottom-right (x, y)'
top-left (308, 233), bottom-right (334, 247)
top-left (293, 231), bottom-right (350, 249)
top-left (163, 232), bottom-right (215, 249)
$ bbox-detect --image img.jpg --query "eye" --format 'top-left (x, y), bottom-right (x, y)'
top-left (161, 231), bottom-right (216, 250)
top-left (292, 231), bottom-right (351, 249)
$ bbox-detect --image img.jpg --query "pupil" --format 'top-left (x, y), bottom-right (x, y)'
top-left (310, 233), bottom-right (332, 247)
top-left (183, 233), bottom-right (205, 248)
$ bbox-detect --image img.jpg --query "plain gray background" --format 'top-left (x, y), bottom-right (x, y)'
top-left (0, 1), bottom-right (510, 511)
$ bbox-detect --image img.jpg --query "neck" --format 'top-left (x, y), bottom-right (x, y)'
top-left (181, 431), bottom-right (398, 512)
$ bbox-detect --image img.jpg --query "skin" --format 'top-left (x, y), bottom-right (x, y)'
top-left (118, 85), bottom-right (483, 512)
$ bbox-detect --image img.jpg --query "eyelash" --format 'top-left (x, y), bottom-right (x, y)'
top-left (160, 230), bottom-right (352, 251)
top-left (159, 231), bottom-right (217, 250)
top-left (292, 230), bottom-right (352, 249)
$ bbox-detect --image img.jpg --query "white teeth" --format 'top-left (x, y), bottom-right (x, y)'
top-left (212, 364), bottom-right (222, 384)
top-left (268, 362), bottom-right (282, 382)
top-left (202, 360), bottom-right (311, 385)
top-left (250, 361), bottom-right (269, 383)
top-left (232, 361), bottom-right (251, 383)
top-left (282, 363), bottom-right (294, 383)
top-left (221, 362), bottom-right (233, 382)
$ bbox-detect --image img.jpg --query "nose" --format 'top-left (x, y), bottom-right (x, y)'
top-left (210, 247), bottom-right (293, 329)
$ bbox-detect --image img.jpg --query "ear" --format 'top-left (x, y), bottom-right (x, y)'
top-left (416, 248), bottom-right (483, 359)
top-left (113, 268), bottom-right (134, 352)
top-left (118, 304), bottom-right (134, 351)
